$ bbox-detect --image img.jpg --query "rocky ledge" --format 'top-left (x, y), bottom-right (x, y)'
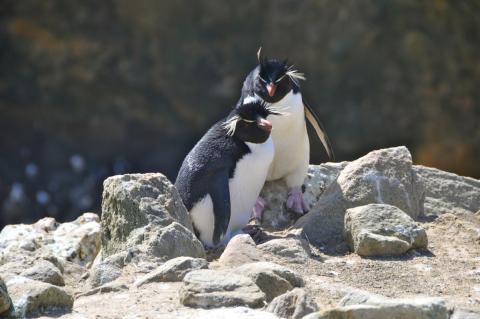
top-left (0, 146), bottom-right (479, 318)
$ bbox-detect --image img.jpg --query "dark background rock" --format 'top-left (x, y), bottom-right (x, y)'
top-left (1, 1), bottom-right (479, 227)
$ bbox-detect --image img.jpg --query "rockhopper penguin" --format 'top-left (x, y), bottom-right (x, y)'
top-left (238, 48), bottom-right (334, 218)
top-left (175, 99), bottom-right (281, 247)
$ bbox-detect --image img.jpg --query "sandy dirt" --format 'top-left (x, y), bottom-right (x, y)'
top-left (42, 211), bottom-right (480, 318)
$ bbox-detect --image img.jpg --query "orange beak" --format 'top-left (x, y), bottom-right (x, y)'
top-left (257, 118), bottom-right (272, 133)
top-left (266, 83), bottom-right (276, 97)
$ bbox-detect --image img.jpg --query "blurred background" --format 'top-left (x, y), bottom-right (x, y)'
top-left (1, 1), bottom-right (479, 227)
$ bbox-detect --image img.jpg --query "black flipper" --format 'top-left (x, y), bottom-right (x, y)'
top-left (303, 98), bottom-right (335, 160)
top-left (209, 170), bottom-right (231, 245)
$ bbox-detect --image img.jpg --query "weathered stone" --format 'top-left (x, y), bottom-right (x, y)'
top-left (135, 257), bottom-right (208, 287)
top-left (451, 309), bottom-right (480, 319)
top-left (101, 173), bottom-right (205, 260)
top-left (51, 213), bottom-right (101, 266)
top-left (143, 222), bottom-right (205, 260)
top-left (180, 269), bottom-right (266, 308)
top-left (295, 147), bottom-right (425, 250)
top-left (20, 260), bottom-right (65, 286)
top-left (235, 262), bottom-right (304, 302)
top-left (344, 204), bottom-right (427, 256)
top-left (218, 234), bottom-right (263, 267)
top-left (305, 302), bottom-right (448, 319)
top-left (192, 306), bottom-right (280, 319)
top-left (76, 282), bottom-right (129, 298)
top-left (414, 165), bottom-right (480, 216)
top-left (0, 277), bottom-right (12, 316)
top-left (266, 288), bottom-right (318, 319)
top-left (6, 276), bottom-right (74, 317)
top-left (261, 162), bottom-right (348, 228)
top-left (87, 251), bottom-right (127, 288)
top-left (0, 213), bottom-right (101, 268)
top-left (303, 291), bottom-right (451, 319)
top-left (258, 237), bottom-right (311, 263)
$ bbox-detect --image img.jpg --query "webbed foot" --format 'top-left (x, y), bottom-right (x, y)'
top-left (252, 196), bottom-right (267, 221)
top-left (286, 186), bottom-right (309, 214)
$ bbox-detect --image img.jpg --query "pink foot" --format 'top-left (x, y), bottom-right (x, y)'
top-left (252, 197), bottom-right (267, 221)
top-left (286, 187), bottom-right (309, 214)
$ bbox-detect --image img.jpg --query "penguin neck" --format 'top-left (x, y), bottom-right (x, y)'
top-left (255, 90), bottom-right (304, 115)
top-left (245, 136), bottom-right (273, 153)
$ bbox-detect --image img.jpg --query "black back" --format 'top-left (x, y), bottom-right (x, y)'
top-left (175, 122), bottom-right (250, 212)
top-left (175, 100), bottom-right (273, 245)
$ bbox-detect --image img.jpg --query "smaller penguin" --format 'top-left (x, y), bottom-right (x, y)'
top-left (175, 99), bottom-right (280, 247)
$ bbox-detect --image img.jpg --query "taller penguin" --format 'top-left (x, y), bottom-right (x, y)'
top-left (175, 99), bottom-right (280, 248)
top-left (237, 49), bottom-right (334, 218)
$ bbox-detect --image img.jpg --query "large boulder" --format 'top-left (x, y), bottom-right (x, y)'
top-left (260, 162), bottom-right (348, 228)
top-left (101, 173), bottom-right (205, 260)
top-left (413, 165), bottom-right (480, 216)
top-left (179, 269), bottom-right (266, 308)
top-left (0, 213), bottom-right (101, 268)
top-left (295, 147), bottom-right (425, 250)
top-left (6, 276), bottom-right (74, 317)
top-left (344, 204), bottom-right (428, 257)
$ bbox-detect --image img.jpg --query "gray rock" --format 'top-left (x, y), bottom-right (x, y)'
top-left (76, 282), bottom-right (129, 298)
top-left (20, 260), bottom-right (65, 286)
top-left (414, 165), bottom-right (480, 216)
top-left (309, 290), bottom-right (450, 319)
top-left (143, 222), bottom-right (205, 260)
top-left (0, 277), bottom-right (12, 316)
top-left (180, 269), bottom-right (266, 308)
top-left (344, 204), bottom-right (428, 257)
top-left (258, 237), bottom-right (311, 263)
top-left (235, 262), bottom-right (304, 302)
top-left (134, 257), bottom-right (208, 287)
top-left (260, 162), bottom-right (348, 229)
top-left (51, 213), bottom-right (101, 266)
top-left (87, 251), bottom-right (127, 288)
top-left (305, 302), bottom-right (448, 319)
top-left (101, 173), bottom-right (205, 260)
top-left (0, 213), bottom-right (101, 268)
top-left (192, 306), bottom-right (280, 319)
top-left (295, 147), bottom-right (425, 250)
top-left (266, 288), bottom-right (318, 319)
top-left (6, 276), bottom-right (74, 317)
top-left (451, 309), bottom-right (480, 319)
top-left (218, 234), bottom-right (264, 267)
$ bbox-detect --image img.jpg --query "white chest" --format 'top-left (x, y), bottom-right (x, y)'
top-left (189, 137), bottom-right (274, 247)
top-left (228, 138), bottom-right (274, 231)
top-left (263, 92), bottom-right (310, 181)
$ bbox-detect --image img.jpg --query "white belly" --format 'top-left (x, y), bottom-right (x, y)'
top-left (228, 138), bottom-right (274, 234)
top-left (189, 137), bottom-right (274, 247)
top-left (264, 91), bottom-right (309, 183)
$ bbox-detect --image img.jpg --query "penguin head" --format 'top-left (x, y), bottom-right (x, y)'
top-left (254, 48), bottom-right (306, 103)
top-left (224, 99), bottom-right (280, 144)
